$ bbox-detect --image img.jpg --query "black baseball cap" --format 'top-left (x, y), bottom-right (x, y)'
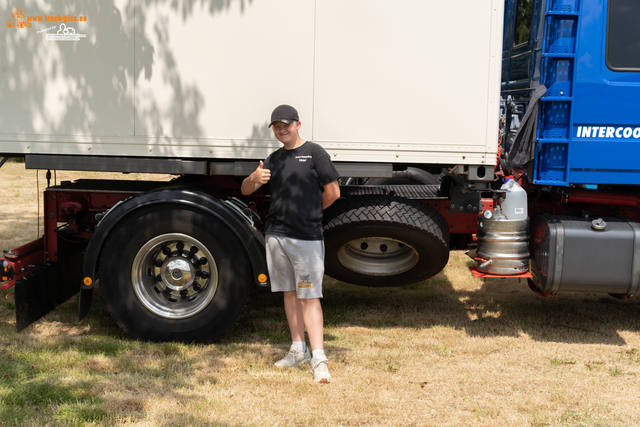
top-left (268, 104), bottom-right (299, 127)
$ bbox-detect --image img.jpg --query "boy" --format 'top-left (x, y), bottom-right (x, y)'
top-left (241, 105), bottom-right (340, 383)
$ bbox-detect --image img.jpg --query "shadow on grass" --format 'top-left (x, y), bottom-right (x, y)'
top-left (3, 253), bottom-right (640, 353)
top-left (228, 269), bottom-right (640, 347)
top-left (0, 289), bottom-right (244, 426)
top-left (0, 256), bottom-right (638, 425)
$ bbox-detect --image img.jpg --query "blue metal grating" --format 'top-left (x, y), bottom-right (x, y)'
top-left (549, 0), bottom-right (579, 13)
top-left (538, 143), bottom-right (568, 183)
top-left (543, 58), bottom-right (573, 97)
top-left (538, 170), bottom-right (566, 182)
top-left (540, 101), bottom-right (571, 139)
top-left (546, 18), bottom-right (577, 54)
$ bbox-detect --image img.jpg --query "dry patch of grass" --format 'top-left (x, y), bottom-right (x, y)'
top-left (0, 159), bottom-right (173, 250)
top-left (32, 321), bottom-right (91, 337)
top-left (0, 160), bottom-right (639, 426)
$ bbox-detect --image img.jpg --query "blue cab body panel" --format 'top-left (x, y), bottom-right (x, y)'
top-left (503, 0), bottom-right (640, 186)
top-left (570, 0), bottom-right (640, 185)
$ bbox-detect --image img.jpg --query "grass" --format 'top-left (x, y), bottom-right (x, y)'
top-left (0, 160), bottom-right (640, 425)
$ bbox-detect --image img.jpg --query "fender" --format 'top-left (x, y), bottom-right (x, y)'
top-left (78, 186), bottom-right (268, 321)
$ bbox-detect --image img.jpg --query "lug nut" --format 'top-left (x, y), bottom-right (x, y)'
top-left (180, 289), bottom-right (188, 297)
top-left (193, 283), bottom-right (202, 291)
top-left (186, 246), bottom-right (199, 260)
top-left (199, 257), bottom-right (208, 266)
top-left (176, 242), bottom-right (184, 251)
top-left (162, 246), bottom-right (172, 256)
top-left (199, 271), bottom-right (210, 279)
top-left (154, 258), bottom-right (164, 267)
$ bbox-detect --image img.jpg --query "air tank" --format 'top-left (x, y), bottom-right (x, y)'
top-left (476, 180), bottom-right (530, 275)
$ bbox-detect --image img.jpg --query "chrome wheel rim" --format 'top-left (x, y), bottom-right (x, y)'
top-left (131, 233), bottom-right (218, 319)
top-left (337, 237), bottom-right (419, 276)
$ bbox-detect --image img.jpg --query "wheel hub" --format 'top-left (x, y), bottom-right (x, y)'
top-left (338, 237), bottom-right (418, 276)
top-left (162, 258), bottom-right (194, 291)
top-left (131, 233), bottom-right (218, 319)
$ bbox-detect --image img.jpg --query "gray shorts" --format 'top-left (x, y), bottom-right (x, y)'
top-left (265, 234), bottom-right (324, 299)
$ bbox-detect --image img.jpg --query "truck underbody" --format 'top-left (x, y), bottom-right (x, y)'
top-left (3, 154), bottom-right (640, 341)
top-left (1, 157), bottom-right (490, 338)
top-left (3, 0), bottom-right (640, 342)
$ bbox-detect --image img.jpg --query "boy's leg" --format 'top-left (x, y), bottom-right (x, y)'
top-left (283, 290), bottom-right (305, 343)
top-left (281, 237), bottom-right (325, 350)
top-left (300, 298), bottom-right (324, 351)
top-left (267, 235), bottom-right (310, 367)
top-left (285, 238), bottom-right (331, 381)
top-left (273, 291), bottom-right (310, 368)
top-left (271, 236), bottom-right (329, 380)
top-left (301, 298), bottom-right (331, 383)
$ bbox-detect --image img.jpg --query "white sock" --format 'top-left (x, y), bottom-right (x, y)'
top-left (312, 349), bottom-right (325, 359)
top-left (293, 341), bottom-right (306, 352)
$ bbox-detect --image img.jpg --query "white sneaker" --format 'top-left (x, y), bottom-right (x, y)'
top-left (310, 355), bottom-right (331, 383)
top-left (274, 344), bottom-right (311, 368)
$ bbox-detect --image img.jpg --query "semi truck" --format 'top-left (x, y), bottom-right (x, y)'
top-left (1, 0), bottom-right (638, 343)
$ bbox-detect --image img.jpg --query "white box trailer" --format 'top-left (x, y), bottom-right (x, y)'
top-left (1, 0), bottom-right (502, 166)
top-left (0, 0), bottom-right (503, 342)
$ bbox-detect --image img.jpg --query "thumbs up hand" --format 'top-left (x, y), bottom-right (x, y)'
top-left (252, 160), bottom-right (271, 184)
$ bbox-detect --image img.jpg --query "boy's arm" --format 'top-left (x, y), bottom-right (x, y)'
top-left (241, 161), bottom-right (271, 195)
top-left (322, 180), bottom-right (340, 209)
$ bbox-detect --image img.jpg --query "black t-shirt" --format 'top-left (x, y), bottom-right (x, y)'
top-left (262, 141), bottom-right (340, 240)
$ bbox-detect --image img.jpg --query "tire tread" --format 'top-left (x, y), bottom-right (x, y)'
top-left (322, 195), bottom-right (450, 286)
top-left (324, 195), bottom-right (449, 245)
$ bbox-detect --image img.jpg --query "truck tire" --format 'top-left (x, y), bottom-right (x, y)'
top-left (98, 204), bottom-right (251, 343)
top-left (323, 195), bottom-right (449, 286)
top-left (365, 167), bottom-right (440, 185)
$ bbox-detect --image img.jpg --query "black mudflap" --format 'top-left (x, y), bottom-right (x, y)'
top-left (14, 240), bottom-right (85, 332)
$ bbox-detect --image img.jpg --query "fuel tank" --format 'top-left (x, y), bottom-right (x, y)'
top-left (476, 179), bottom-right (530, 275)
top-left (476, 209), bottom-right (530, 275)
top-left (530, 214), bottom-right (640, 296)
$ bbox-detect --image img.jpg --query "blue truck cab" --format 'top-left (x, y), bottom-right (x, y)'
top-left (481, 0), bottom-right (640, 298)
top-left (502, 0), bottom-right (640, 186)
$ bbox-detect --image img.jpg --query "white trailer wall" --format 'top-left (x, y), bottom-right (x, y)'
top-left (0, 0), bottom-right (503, 166)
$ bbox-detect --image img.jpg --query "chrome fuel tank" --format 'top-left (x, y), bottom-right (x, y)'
top-left (476, 211), bottom-right (530, 275)
top-left (476, 179), bottom-right (530, 275)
